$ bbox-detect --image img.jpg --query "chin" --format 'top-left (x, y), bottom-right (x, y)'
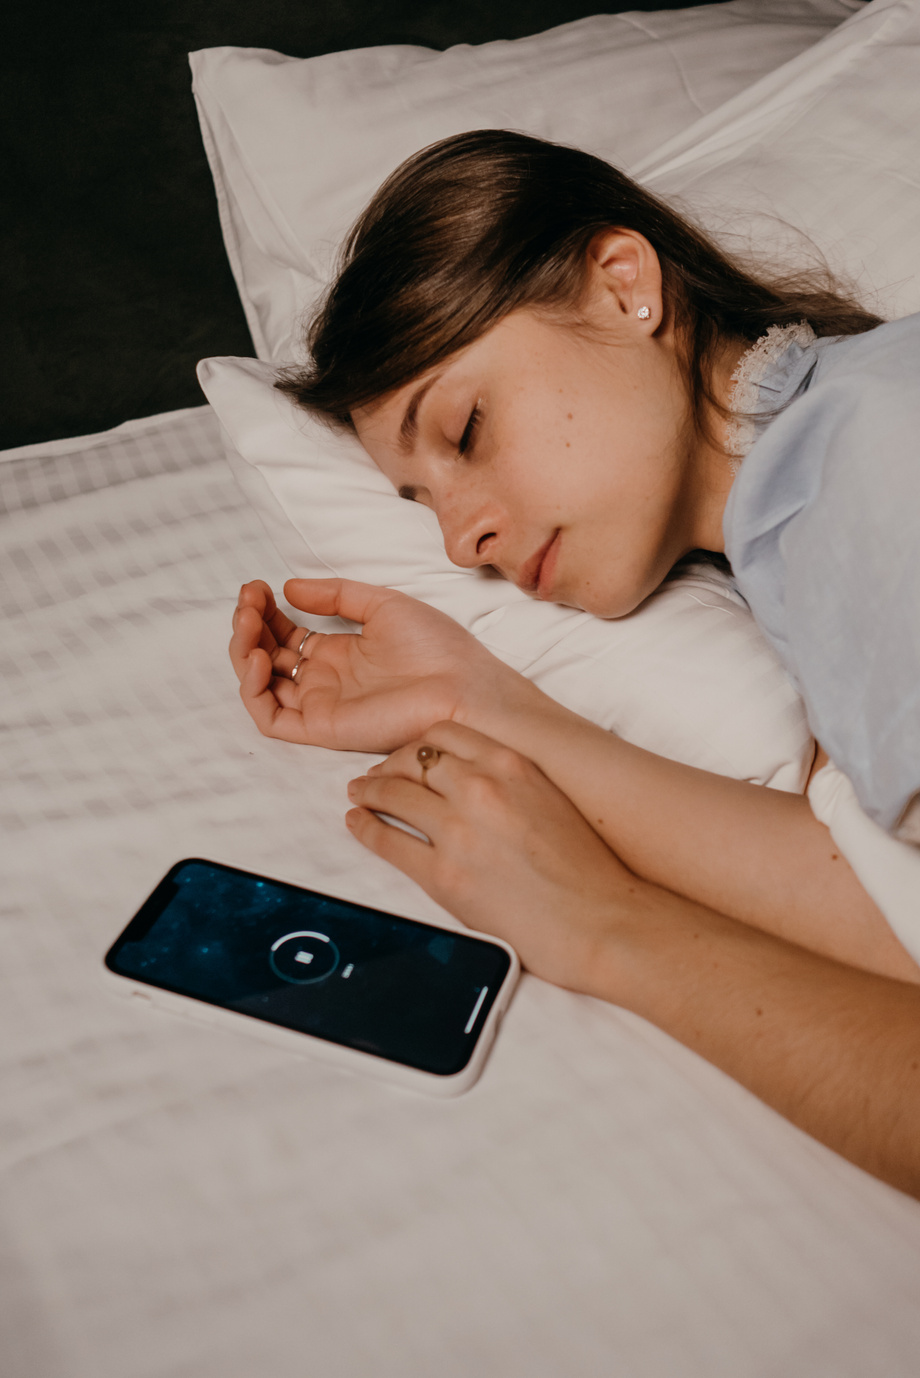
top-left (532, 568), bottom-right (650, 620)
top-left (568, 587), bottom-right (646, 620)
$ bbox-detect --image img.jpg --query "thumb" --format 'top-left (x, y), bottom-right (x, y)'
top-left (283, 577), bottom-right (396, 626)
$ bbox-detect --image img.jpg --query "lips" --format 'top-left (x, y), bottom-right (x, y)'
top-left (517, 530), bottom-right (561, 597)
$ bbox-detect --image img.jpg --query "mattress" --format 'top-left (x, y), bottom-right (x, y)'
top-left (3, 404), bottom-right (920, 1377)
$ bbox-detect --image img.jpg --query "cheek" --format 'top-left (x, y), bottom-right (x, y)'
top-left (495, 416), bottom-right (586, 512)
top-left (564, 466), bottom-right (681, 615)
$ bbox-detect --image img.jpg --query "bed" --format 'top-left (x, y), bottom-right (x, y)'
top-left (5, 3), bottom-right (920, 1375)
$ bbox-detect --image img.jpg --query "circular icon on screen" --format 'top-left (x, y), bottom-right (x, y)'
top-left (269, 930), bottom-right (340, 985)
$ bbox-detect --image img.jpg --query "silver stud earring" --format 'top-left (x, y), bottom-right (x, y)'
top-left (637, 306), bottom-right (651, 320)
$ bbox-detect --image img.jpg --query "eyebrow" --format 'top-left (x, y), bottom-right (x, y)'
top-left (398, 372), bottom-right (443, 454)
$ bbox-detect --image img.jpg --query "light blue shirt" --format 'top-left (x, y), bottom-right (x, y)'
top-left (723, 314), bottom-right (920, 834)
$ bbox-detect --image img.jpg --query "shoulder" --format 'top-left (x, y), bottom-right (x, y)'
top-left (801, 317), bottom-right (920, 505)
top-left (726, 315), bottom-right (920, 832)
top-left (811, 313), bottom-right (920, 410)
top-left (723, 311), bottom-right (920, 716)
top-left (728, 313), bottom-right (920, 548)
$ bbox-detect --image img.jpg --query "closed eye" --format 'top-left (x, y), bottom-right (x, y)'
top-left (458, 402), bottom-right (481, 456)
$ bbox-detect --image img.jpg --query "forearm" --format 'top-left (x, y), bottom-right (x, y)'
top-left (596, 884), bottom-right (920, 1197)
top-left (349, 679), bottom-right (920, 1196)
top-left (462, 675), bottom-right (917, 980)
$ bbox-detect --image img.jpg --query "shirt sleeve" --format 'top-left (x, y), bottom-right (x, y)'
top-left (726, 315), bottom-right (920, 834)
top-left (809, 762), bottom-right (920, 964)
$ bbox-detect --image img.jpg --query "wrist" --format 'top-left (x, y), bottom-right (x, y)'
top-left (475, 676), bottom-right (627, 789)
top-left (452, 656), bottom-right (553, 744)
top-left (578, 882), bottom-right (718, 1014)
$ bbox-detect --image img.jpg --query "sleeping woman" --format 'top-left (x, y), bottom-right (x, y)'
top-left (228, 131), bottom-right (920, 1195)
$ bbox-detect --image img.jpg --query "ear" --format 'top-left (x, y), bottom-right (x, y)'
top-left (585, 229), bottom-right (665, 332)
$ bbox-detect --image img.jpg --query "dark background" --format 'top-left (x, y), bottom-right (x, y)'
top-left (2, 0), bottom-right (722, 450)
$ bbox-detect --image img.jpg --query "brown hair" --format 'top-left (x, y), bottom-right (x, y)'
top-left (276, 129), bottom-right (882, 438)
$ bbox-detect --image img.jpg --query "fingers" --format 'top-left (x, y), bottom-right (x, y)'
top-left (345, 805), bottom-right (437, 881)
top-left (230, 604), bottom-right (300, 682)
top-left (367, 721), bottom-right (522, 784)
top-left (365, 743), bottom-right (462, 798)
top-left (229, 603), bottom-right (264, 680)
top-left (231, 584), bottom-right (325, 684)
top-left (238, 580), bottom-right (302, 645)
top-left (268, 626), bottom-right (324, 684)
top-left (348, 772), bottom-right (446, 836)
top-left (283, 577), bottom-right (395, 627)
top-left (346, 726), bottom-right (546, 919)
top-left (237, 579), bottom-right (277, 617)
top-left (239, 647), bottom-right (310, 744)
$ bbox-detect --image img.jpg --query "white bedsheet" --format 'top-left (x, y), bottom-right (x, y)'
top-left (4, 404), bottom-right (920, 1377)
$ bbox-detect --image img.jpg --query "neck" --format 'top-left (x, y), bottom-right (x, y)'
top-left (679, 336), bottom-right (749, 556)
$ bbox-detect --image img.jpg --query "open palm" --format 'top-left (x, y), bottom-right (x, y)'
top-left (229, 577), bottom-right (504, 752)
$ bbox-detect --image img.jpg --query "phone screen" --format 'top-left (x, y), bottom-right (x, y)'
top-left (106, 859), bottom-right (512, 1077)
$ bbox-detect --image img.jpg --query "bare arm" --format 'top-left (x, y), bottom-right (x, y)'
top-left (231, 577), bottom-right (918, 981)
top-left (603, 882), bottom-right (920, 1197)
top-left (348, 724), bottom-right (920, 1198)
top-left (231, 581), bottom-right (920, 1192)
top-left (459, 670), bottom-right (919, 982)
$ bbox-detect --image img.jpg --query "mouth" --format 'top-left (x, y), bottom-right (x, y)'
top-left (517, 530), bottom-right (561, 597)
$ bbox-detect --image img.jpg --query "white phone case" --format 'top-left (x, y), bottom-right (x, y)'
top-left (102, 901), bottom-right (520, 1098)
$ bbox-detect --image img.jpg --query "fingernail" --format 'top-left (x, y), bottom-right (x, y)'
top-left (347, 777), bottom-right (365, 800)
top-left (345, 809), bottom-right (359, 829)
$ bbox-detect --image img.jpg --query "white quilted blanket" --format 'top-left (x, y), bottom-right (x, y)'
top-left (3, 405), bottom-right (920, 1377)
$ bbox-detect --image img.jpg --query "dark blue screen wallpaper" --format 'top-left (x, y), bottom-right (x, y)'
top-left (107, 860), bottom-right (510, 1075)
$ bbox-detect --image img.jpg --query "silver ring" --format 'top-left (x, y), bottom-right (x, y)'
top-left (291, 656), bottom-right (308, 683)
top-left (297, 629), bottom-right (315, 656)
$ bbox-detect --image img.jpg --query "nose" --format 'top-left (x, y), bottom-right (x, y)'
top-left (436, 492), bottom-right (503, 570)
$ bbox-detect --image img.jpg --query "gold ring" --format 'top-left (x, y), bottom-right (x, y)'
top-left (417, 744), bottom-right (440, 787)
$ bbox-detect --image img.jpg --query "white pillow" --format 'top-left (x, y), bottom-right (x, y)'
top-left (193, 4), bottom-right (873, 792)
top-left (637, 0), bottom-right (920, 320)
top-left (198, 354), bottom-right (813, 790)
top-left (189, 0), bottom-right (857, 360)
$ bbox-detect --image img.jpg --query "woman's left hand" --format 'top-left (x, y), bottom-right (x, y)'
top-left (345, 720), bottom-right (648, 993)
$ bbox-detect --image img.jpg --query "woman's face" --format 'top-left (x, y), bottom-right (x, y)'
top-left (353, 242), bottom-right (729, 619)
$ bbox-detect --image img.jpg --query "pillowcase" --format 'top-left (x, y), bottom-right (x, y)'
top-left (190, 0), bottom-right (857, 361)
top-left (637, 0), bottom-right (920, 321)
top-left (198, 354), bottom-right (813, 790)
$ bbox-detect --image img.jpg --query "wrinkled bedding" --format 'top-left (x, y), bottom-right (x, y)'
top-left (3, 405), bottom-right (920, 1378)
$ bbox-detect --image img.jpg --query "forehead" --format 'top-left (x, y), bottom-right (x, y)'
top-left (351, 310), bottom-right (557, 438)
top-left (354, 311), bottom-right (590, 472)
top-left (353, 363), bottom-right (444, 446)
top-left (352, 350), bottom-right (470, 463)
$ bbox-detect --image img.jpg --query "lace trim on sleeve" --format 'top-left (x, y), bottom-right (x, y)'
top-left (725, 322), bottom-right (816, 471)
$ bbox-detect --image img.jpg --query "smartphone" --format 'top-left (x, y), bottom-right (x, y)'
top-left (104, 858), bottom-right (519, 1095)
